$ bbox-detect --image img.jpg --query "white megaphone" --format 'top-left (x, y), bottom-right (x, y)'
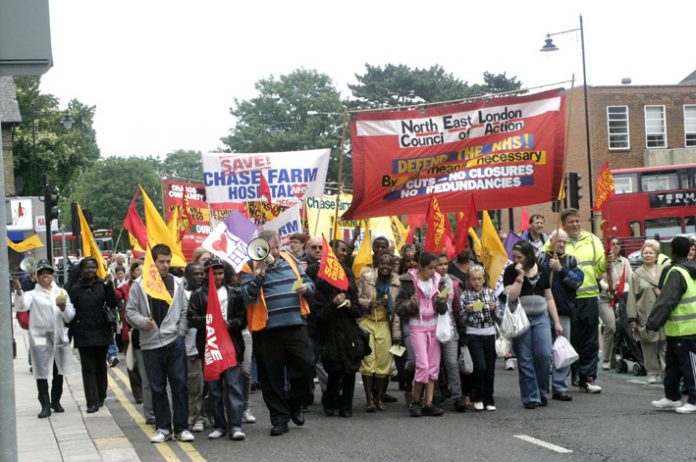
top-left (20, 256), bottom-right (36, 274)
top-left (247, 238), bottom-right (274, 265)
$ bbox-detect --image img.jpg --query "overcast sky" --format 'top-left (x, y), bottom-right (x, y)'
top-left (40, 0), bottom-right (694, 160)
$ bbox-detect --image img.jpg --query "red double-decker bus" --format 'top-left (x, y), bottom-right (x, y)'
top-left (601, 163), bottom-right (696, 253)
top-left (52, 229), bottom-right (115, 262)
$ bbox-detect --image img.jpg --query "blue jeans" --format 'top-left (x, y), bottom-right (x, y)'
top-left (141, 337), bottom-right (189, 433)
top-left (552, 315), bottom-right (572, 393)
top-left (107, 333), bottom-right (118, 358)
top-left (208, 365), bottom-right (244, 432)
top-left (512, 313), bottom-right (552, 405)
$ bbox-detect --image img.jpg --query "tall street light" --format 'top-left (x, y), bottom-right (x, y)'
top-left (541, 14), bottom-right (595, 232)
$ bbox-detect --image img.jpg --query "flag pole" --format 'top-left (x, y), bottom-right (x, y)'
top-left (332, 111), bottom-right (349, 241)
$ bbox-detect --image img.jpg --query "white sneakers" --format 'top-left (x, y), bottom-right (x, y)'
top-left (601, 361), bottom-right (611, 371)
top-left (231, 428), bottom-right (246, 440)
top-left (175, 430), bottom-right (195, 442)
top-left (485, 405), bottom-right (497, 411)
top-left (647, 375), bottom-right (660, 384)
top-left (473, 402), bottom-right (484, 411)
top-left (150, 429), bottom-right (172, 443)
top-left (208, 428), bottom-right (226, 439)
top-left (582, 383), bottom-right (602, 394)
top-left (242, 409), bottom-right (256, 424)
top-left (191, 420), bottom-right (205, 432)
top-left (676, 403), bottom-right (696, 414)
top-left (504, 358), bottom-right (516, 370)
top-left (651, 398), bottom-right (682, 410)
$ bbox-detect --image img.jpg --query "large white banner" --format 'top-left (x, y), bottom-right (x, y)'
top-left (263, 203), bottom-right (303, 247)
top-left (202, 149), bottom-right (330, 207)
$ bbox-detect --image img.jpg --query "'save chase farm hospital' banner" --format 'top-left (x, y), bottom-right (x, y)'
top-left (343, 90), bottom-right (566, 219)
top-left (202, 149), bottom-right (330, 208)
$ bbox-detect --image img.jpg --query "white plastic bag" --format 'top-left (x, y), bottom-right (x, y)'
top-left (553, 335), bottom-right (579, 369)
top-left (494, 325), bottom-right (511, 358)
top-left (436, 313), bottom-right (453, 343)
top-left (458, 345), bottom-right (474, 375)
top-left (499, 300), bottom-right (530, 339)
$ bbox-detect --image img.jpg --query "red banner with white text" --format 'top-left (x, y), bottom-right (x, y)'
top-left (343, 89), bottom-right (566, 219)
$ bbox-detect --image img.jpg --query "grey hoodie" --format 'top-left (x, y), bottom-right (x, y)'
top-left (646, 259), bottom-right (696, 339)
top-left (126, 276), bottom-right (188, 350)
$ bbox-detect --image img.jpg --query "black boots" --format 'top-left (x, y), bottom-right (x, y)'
top-left (38, 394), bottom-right (51, 419)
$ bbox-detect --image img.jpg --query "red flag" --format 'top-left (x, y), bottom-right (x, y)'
top-left (593, 161), bottom-right (616, 212)
top-left (453, 194), bottom-right (478, 255)
top-left (424, 195), bottom-right (453, 256)
top-left (318, 235), bottom-right (349, 290)
top-left (520, 207), bottom-right (530, 232)
top-left (203, 267), bottom-right (238, 381)
top-left (259, 170), bottom-right (272, 204)
top-left (405, 214), bottom-right (426, 244)
top-left (123, 190), bottom-right (148, 250)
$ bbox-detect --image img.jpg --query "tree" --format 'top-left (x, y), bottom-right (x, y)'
top-left (220, 69), bottom-right (347, 185)
top-left (12, 77), bottom-right (100, 196)
top-left (64, 156), bottom-right (161, 243)
top-left (475, 71), bottom-right (524, 95)
top-left (348, 64), bottom-right (477, 108)
top-left (161, 149), bottom-right (204, 182)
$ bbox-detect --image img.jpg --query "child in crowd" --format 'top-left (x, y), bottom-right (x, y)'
top-left (459, 265), bottom-right (499, 411)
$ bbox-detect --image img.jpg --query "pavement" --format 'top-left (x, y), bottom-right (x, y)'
top-left (13, 321), bottom-right (138, 462)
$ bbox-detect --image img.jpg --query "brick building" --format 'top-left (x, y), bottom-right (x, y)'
top-left (501, 73), bottom-right (696, 236)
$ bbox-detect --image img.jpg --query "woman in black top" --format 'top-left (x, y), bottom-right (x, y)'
top-left (503, 241), bottom-right (562, 409)
top-left (69, 257), bottom-right (118, 413)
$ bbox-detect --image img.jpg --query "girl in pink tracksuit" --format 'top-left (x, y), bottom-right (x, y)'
top-left (396, 252), bottom-right (448, 417)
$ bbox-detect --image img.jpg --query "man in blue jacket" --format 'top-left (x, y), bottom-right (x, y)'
top-left (538, 229), bottom-right (584, 401)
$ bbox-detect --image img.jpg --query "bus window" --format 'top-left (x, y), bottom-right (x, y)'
top-left (686, 217), bottom-right (696, 234)
top-left (614, 174), bottom-right (637, 194)
top-left (641, 172), bottom-right (679, 192)
top-left (645, 217), bottom-right (682, 239)
top-left (629, 221), bottom-right (641, 237)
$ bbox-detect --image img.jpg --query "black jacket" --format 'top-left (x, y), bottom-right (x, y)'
top-left (313, 266), bottom-right (366, 374)
top-left (395, 273), bottom-right (448, 319)
top-left (69, 278), bottom-right (118, 348)
top-left (187, 283), bottom-right (246, 361)
top-left (647, 259), bottom-right (696, 339)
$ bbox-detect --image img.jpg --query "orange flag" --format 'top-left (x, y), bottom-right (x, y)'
top-left (593, 161), bottom-right (615, 211)
top-left (318, 235), bottom-right (349, 290)
top-left (178, 195), bottom-right (194, 242)
top-left (520, 207), bottom-right (530, 232)
top-left (424, 194), bottom-right (453, 256)
top-left (142, 245), bottom-right (173, 304)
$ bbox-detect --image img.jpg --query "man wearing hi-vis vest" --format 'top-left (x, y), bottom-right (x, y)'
top-left (549, 208), bottom-right (606, 394)
top-left (240, 230), bottom-right (316, 436)
top-left (647, 236), bottom-right (696, 414)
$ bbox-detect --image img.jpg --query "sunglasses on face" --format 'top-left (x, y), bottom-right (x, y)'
top-left (311, 245), bottom-right (322, 250)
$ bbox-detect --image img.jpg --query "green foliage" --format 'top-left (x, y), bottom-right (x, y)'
top-left (161, 149), bottom-right (204, 182)
top-left (476, 71), bottom-right (525, 95)
top-left (348, 64), bottom-right (477, 108)
top-left (220, 69), bottom-right (347, 185)
top-left (12, 77), bottom-right (100, 196)
top-left (63, 156), bottom-right (162, 243)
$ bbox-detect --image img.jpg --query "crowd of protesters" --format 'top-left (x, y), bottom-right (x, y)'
top-left (12, 207), bottom-right (696, 444)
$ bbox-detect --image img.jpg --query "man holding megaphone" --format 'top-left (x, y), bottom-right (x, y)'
top-left (240, 230), bottom-right (316, 437)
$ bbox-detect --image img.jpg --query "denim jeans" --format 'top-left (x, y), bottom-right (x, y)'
top-left (440, 337), bottom-right (462, 399)
top-left (141, 337), bottom-right (189, 433)
top-left (512, 313), bottom-right (552, 405)
top-left (208, 365), bottom-right (244, 432)
top-left (552, 315), bottom-right (572, 393)
top-left (134, 347), bottom-right (154, 420)
top-left (107, 333), bottom-right (118, 359)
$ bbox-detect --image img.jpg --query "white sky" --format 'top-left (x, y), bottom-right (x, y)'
top-left (40, 0), bottom-right (694, 160)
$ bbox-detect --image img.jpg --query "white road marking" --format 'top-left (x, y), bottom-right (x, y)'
top-left (514, 434), bottom-right (573, 454)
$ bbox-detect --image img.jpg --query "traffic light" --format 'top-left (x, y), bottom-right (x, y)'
top-left (46, 193), bottom-right (59, 221)
top-left (568, 172), bottom-right (583, 209)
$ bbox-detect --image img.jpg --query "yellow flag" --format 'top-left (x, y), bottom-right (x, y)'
top-left (142, 245), bottom-right (173, 304)
top-left (468, 227), bottom-right (482, 259)
top-left (128, 232), bottom-right (145, 254)
top-left (352, 220), bottom-right (373, 279)
top-left (76, 203), bottom-right (107, 279)
top-left (480, 211), bottom-right (508, 285)
top-left (7, 234), bottom-right (43, 253)
top-left (139, 186), bottom-right (186, 267)
top-left (390, 216), bottom-right (409, 253)
top-left (166, 207), bottom-right (180, 244)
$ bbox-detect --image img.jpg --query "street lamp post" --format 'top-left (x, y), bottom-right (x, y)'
top-left (541, 14), bottom-right (595, 232)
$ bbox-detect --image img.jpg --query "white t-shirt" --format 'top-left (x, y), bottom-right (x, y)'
top-left (217, 286), bottom-right (228, 320)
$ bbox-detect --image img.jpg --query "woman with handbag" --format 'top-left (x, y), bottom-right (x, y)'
top-left (396, 252), bottom-right (448, 417)
top-left (69, 257), bottom-right (119, 413)
top-left (13, 259), bottom-right (75, 418)
top-left (314, 239), bottom-right (365, 418)
top-left (626, 240), bottom-right (666, 383)
top-left (503, 241), bottom-right (563, 409)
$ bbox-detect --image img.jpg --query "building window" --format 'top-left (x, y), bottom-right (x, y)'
top-left (614, 173), bottom-right (637, 194)
top-left (641, 172), bottom-right (679, 192)
top-left (684, 105), bottom-right (696, 147)
top-left (607, 106), bottom-right (629, 149)
top-left (645, 105), bottom-right (666, 148)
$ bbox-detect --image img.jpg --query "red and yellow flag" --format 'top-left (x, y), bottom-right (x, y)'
top-left (142, 245), bottom-right (173, 304)
top-left (318, 235), bottom-right (349, 290)
top-left (593, 161), bottom-right (615, 211)
top-left (424, 194), bottom-right (452, 256)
